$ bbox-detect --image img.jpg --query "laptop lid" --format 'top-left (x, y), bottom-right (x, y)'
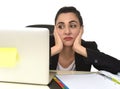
top-left (0, 28), bottom-right (49, 85)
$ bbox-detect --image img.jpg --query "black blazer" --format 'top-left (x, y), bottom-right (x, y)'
top-left (50, 35), bottom-right (120, 74)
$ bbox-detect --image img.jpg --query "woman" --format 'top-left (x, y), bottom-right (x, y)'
top-left (50, 6), bottom-right (120, 74)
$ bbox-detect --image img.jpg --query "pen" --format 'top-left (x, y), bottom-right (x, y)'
top-left (99, 73), bottom-right (120, 85)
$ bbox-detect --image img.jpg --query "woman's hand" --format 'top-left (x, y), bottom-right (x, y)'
top-left (72, 28), bottom-right (87, 57)
top-left (51, 28), bottom-right (63, 56)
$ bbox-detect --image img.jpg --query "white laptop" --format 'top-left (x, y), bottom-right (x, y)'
top-left (0, 28), bottom-right (50, 86)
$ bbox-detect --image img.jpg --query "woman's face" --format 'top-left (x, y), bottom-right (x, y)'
top-left (55, 12), bottom-right (82, 47)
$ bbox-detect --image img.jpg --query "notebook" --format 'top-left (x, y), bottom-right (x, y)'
top-left (54, 71), bottom-right (120, 89)
top-left (0, 28), bottom-right (50, 85)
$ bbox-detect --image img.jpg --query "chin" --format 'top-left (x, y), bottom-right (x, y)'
top-left (63, 43), bottom-right (73, 47)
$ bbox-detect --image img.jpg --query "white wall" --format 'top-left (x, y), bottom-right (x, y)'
top-left (0, 0), bottom-right (120, 60)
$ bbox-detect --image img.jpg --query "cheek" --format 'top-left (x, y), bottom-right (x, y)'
top-left (57, 31), bottom-right (63, 39)
top-left (73, 30), bottom-right (80, 38)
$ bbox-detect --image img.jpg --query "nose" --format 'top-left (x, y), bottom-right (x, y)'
top-left (64, 27), bottom-right (71, 35)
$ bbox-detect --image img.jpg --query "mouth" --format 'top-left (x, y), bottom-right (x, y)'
top-left (64, 37), bottom-right (73, 41)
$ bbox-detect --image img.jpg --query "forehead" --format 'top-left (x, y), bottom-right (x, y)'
top-left (56, 12), bottom-right (79, 24)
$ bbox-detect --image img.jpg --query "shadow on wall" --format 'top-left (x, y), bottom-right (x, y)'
top-left (26, 24), bottom-right (54, 35)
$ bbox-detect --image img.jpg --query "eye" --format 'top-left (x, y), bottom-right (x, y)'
top-left (70, 24), bottom-right (77, 28)
top-left (57, 24), bottom-right (65, 29)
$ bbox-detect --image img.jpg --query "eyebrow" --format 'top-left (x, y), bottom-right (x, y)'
top-left (56, 22), bottom-right (64, 26)
top-left (56, 20), bottom-right (78, 26)
top-left (69, 20), bottom-right (78, 24)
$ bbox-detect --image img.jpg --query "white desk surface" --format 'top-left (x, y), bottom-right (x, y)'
top-left (0, 82), bottom-right (49, 89)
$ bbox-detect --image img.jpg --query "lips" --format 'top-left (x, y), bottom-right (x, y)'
top-left (64, 37), bottom-right (73, 41)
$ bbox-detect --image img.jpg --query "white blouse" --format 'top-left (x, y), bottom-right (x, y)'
top-left (57, 60), bottom-right (76, 71)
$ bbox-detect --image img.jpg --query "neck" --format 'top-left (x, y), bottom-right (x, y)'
top-left (60, 47), bottom-right (74, 59)
top-left (58, 47), bottom-right (75, 68)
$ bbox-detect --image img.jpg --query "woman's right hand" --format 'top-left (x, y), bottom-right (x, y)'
top-left (51, 28), bottom-right (63, 56)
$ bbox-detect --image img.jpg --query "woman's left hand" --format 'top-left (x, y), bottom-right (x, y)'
top-left (72, 28), bottom-right (87, 57)
top-left (72, 28), bottom-right (83, 51)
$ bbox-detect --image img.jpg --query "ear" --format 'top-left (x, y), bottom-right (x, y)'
top-left (80, 26), bottom-right (84, 35)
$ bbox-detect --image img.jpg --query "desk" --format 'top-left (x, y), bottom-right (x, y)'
top-left (0, 83), bottom-right (49, 89)
top-left (0, 71), bottom-right (119, 89)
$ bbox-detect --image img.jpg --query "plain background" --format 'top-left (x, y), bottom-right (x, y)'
top-left (0, 0), bottom-right (120, 63)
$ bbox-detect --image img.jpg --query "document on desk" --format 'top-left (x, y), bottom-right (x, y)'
top-left (98, 70), bottom-right (120, 84)
top-left (56, 73), bottom-right (120, 89)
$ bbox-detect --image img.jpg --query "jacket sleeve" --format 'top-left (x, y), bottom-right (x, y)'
top-left (85, 42), bottom-right (120, 74)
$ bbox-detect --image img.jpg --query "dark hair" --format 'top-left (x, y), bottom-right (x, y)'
top-left (55, 6), bottom-right (83, 26)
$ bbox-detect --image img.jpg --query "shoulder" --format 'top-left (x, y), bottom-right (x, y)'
top-left (81, 39), bottom-right (98, 50)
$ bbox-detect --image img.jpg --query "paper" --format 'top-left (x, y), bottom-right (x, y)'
top-left (0, 48), bottom-right (18, 67)
top-left (56, 73), bottom-right (120, 89)
top-left (99, 70), bottom-right (120, 84)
